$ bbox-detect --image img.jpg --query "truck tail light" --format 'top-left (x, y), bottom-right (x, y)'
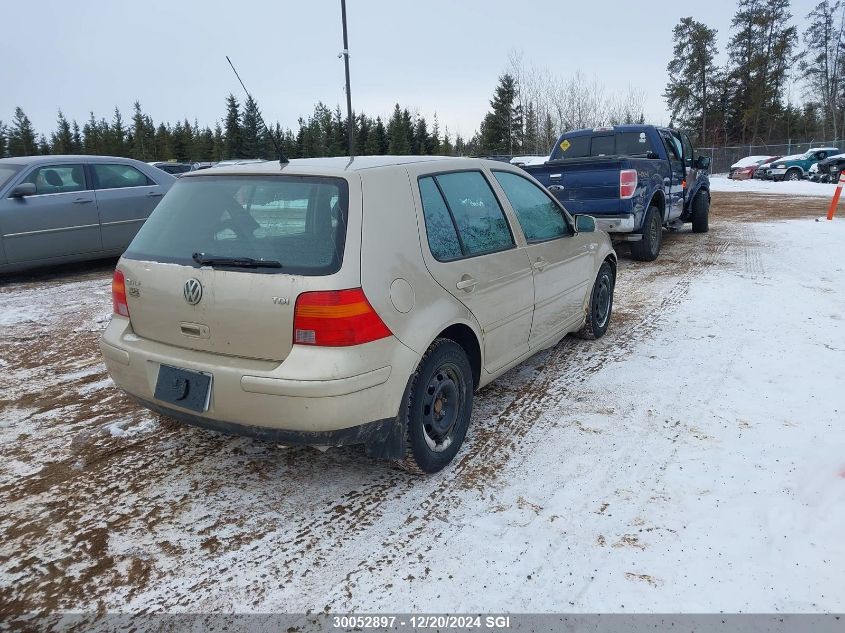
top-left (112, 269), bottom-right (130, 318)
top-left (293, 288), bottom-right (391, 347)
top-left (620, 169), bottom-right (638, 199)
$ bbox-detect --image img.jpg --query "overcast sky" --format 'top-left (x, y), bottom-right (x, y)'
top-left (1, 0), bottom-right (821, 139)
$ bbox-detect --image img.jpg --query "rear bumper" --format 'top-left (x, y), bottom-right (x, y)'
top-left (100, 317), bottom-right (420, 436)
top-left (594, 214), bottom-right (636, 233)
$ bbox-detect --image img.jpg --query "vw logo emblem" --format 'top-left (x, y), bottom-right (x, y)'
top-left (183, 278), bottom-right (203, 305)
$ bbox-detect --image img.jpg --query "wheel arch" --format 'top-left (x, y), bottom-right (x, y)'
top-left (434, 322), bottom-right (482, 389)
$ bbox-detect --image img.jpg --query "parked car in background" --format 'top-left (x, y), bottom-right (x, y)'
top-left (0, 155), bottom-right (175, 274)
top-left (149, 161), bottom-right (195, 176)
top-left (728, 155), bottom-right (774, 180)
top-left (813, 153), bottom-right (845, 183)
top-left (100, 156), bottom-right (616, 473)
top-left (753, 156), bottom-right (783, 179)
top-left (764, 147), bottom-right (840, 181)
top-left (521, 124), bottom-right (710, 261)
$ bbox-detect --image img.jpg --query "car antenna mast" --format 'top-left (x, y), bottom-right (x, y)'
top-left (225, 55), bottom-right (288, 165)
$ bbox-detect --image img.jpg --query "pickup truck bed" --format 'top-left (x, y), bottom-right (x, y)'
top-left (522, 125), bottom-right (711, 261)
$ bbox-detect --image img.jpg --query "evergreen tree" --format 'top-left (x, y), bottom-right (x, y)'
top-left (0, 120), bottom-right (6, 158)
top-left (212, 122), bottom-right (225, 161)
top-left (130, 101), bottom-right (155, 160)
top-left (110, 107), bottom-right (127, 155)
top-left (365, 116), bottom-right (387, 155)
top-left (412, 115), bottom-right (430, 154)
top-left (430, 113), bottom-right (442, 155)
top-left (154, 123), bottom-right (171, 160)
top-left (329, 105), bottom-right (346, 156)
top-left (523, 101), bottom-right (539, 154)
top-left (241, 96), bottom-right (265, 159)
top-left (223, 94), bottom-right (243, 159)
top-left (71, 120), bottom-right (83, 154)
top-left (479, 73), bottom-right (522, 154)
top-left (725, 0), bottom-right (798, 143)
top-left (664, 17), bottom-right (719, 144)
top-left (387, 104), bottom-right (411, 154)
top-left (440, 125), bottom-right (454, 156)
top-left (800, 0), bottom-right (845, 138)
top-left (8, 107), bottom-right (37, 157)
top-left (51, 110), bottom-right (74, 154)
top-left (82, 112), bottom-right (102, 155)
top-left (37, 135), bottom-right (51, 155)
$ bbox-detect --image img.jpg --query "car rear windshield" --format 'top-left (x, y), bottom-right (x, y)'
top-left (0, 165), bottom-right (22, 189)
top-left (124, 175), bottom-right (349, 275)
top-left (552, 132), bottom-right (655, 160)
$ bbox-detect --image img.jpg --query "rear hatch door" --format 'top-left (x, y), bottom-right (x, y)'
top-left (120, 172), bottom-right (354, 362)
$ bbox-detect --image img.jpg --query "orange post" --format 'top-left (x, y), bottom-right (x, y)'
top-left (827, 172), bottom-right (845, 220)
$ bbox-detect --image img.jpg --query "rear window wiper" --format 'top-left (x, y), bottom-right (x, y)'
top-left (192, 252), bottom-right (282, 268)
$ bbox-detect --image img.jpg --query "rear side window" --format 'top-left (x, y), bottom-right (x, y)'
top-left (419, 177), bottom-right (462, 260)
top-left (419, 171), bottom-right (514, 260)
top-left (93, 163), bottom-right (154, 189)
top-left (554, 132), bottom-right (655, 159)
top-left (125, 175), bottom-right (348, 275)
top-left (492, 171), bottom-right (570, 242)
top-left (22, 164), bottom-right (86, 194)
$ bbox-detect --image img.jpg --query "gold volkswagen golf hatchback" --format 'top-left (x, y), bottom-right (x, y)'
top-left (101, 156), bottom-right (616, 473)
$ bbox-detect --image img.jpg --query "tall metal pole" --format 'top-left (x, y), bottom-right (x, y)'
top-left (340, 0), bottom-right (354, 157)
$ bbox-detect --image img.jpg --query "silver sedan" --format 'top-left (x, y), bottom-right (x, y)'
top-left (0, 155), bottom-right (175, 274)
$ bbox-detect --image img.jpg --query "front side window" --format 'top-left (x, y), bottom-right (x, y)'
top-left (93, 163), bottom-right (154, 189)
top-left (420, 171), bottom-right (514, 258)
top-left (125, 175), bottom-right (348, 275)
top-left (22, 164), bottom-right (86, 195)
top-left (680, 133), bottom-right (694, 165)
top-left (493, 171), bottom-right (570, 242)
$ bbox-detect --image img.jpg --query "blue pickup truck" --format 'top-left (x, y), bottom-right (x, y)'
top-left (521, 125), bottom-right (711, 261)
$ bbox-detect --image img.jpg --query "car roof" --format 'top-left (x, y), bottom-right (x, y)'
top-left (185, 155), bottom-right (485, 178)
top-left (0, 155), bottom-right (149, 166)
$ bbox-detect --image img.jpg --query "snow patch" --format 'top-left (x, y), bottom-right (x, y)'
top-left (709, 175), bottom-right (837, 197)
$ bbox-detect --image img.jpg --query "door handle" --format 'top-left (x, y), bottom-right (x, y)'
top-left (532, 257), bottom-right (548, 271)
top-left (456, 275), bottom-right (478, 291)
top-left (72, 198), bottom-right (93, 204)
top-left (147, 191), bottom-right (164, 198)
top-left (548, 185), bottom-right (564, 192)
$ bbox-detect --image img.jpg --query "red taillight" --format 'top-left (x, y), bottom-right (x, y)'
top-left (293, 288), bottom-right (391, 347)
top-left (620, 169), bottom-right (638, 199)
top-left (112, 269), bottom-right (130, 318)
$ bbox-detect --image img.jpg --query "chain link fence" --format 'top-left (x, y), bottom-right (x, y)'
top-left (697, 140), bottom-right (845, 174)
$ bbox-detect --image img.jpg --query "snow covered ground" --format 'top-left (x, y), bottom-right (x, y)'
top-left (1, 194), bottom-right (844, 616)
top-left (709, 174), bottom-right (838, 197)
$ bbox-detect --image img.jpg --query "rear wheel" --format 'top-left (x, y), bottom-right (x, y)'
top-left (785, 168), bottom-right (802, 181)
top-left (691, 191), bottom-right (709, 233)
top-left (630, 206), bottom-right (662, 261)
top-left (575, 261), bottom-right (615, 340)
top-left (396, 339), bottom-right (473, 474)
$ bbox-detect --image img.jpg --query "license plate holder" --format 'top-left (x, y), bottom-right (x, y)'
top-left (154, 365), bottom-right (212, 413)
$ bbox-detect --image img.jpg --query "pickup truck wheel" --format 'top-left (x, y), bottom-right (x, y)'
top-left (785, 168), bottom-right (802, 181)
top-left (575, 261), bottom-right (615, 340)
top-left (691, 191), bottom-right (709, 233)
top-left (630, 206), bottom-right (662, 261)
top-left (395, 339), bottom-right (473, 475)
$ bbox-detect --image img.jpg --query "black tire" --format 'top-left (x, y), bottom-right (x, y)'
top-left (630, 206), bottom-right (662, 261)
top-left (575, 261), bottom-right (615, 340)
top-left (785, 168), bottom-right (802, 181)
top-left (396, 339), bottom-right (473, 474)
top-left (691, 191), bottom-right (709, 233)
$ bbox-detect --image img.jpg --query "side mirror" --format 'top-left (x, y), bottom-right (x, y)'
top-left (10, 183), bottom-right (36, 198)
top-left (695, 156), bottom-right (711, 170)
top-left (575, 215), bottom-right (596, 233)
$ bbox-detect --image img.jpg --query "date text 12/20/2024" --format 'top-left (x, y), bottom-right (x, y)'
top-left (331, 615), bottom-right (512, 629)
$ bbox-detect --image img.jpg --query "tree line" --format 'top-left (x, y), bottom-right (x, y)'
top-left (666, 0), bottom-right (845, 146)
top-left (0, 96), bottom-right (469, 163)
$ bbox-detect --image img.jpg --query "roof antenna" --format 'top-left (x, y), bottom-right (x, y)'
top-left (226, 55), bottom-right (288, 165)
top-left (338, 0), bottom-right (354, 158)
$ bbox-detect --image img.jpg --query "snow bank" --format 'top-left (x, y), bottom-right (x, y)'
top-left (709, 175), bottom-right (836, 197)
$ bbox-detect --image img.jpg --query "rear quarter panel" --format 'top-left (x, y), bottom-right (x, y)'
top-left (359, 165), bottom-right (479, 359)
